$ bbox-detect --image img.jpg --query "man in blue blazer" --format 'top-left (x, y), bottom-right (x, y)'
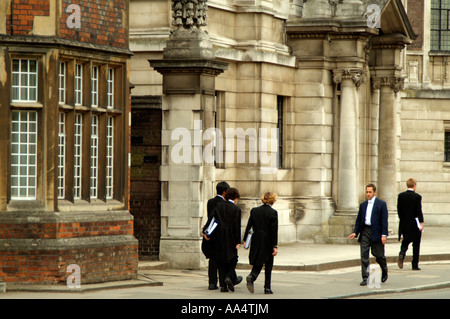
top-left (348, 184), bottom-right (389, 286)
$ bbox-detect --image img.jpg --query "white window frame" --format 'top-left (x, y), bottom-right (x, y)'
top-left (107, 68), bottom-right (114, 109)
top-left (74, 113), bottom-right (83, 199)
top-left (58, 112), bottom-right (66, 199)
top-left (59, 62), bottom-right (66, 104)
top-left (75, 64), bottom-right (83, 106)
top-left (11, 110), bottom-right (38, 200)
top-left (12, 59), bottom-right (38, 102)
top-left (91, 66), bottom-right (98, 107)
top-left (90, 115), bottom-right (99, 199)
top-left (106, 116), bottom-right (114, 199)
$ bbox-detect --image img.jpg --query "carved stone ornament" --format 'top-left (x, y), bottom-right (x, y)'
top-left (392, 77), bottom-right (405, 93)
top-left (172, 0), bottom-right (208, 29)
top-left (333, 69), bottom-right (366, 87)
top-left (372, 76), bottom-right (405, 93)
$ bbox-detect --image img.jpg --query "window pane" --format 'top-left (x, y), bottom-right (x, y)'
top-left (12, 59), bottom-right (20, 71)
top-left (11, 110), bottom-right (38, 200)
top-left (106, 116), bottom-right (114, 198)
top-left (11, 59), bottom-right (38, 102)
top-left (90, 115), bottom-right (98, 198)
top-left (29, 60), bottom-right (37, 72)
top-left (74, 113), bottom-right (83, 199)
top-left (12, 72), bottom-right (19, 86)
top-left (58, 112), bottom-right (65, 199)
top-left (21, 60), bottom-right (28, 72)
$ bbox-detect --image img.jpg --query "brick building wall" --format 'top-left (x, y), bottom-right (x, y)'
top-left (130, 96), bottom-right (162, 259)
top-left (4, 0), bottom-right (127, 48)
top-left (0, 211), bottom-right (137, 284)
top-left (59, 0), bottom-right (128, 48)
top-left (5, 0), bottom-right (50, 35)
top-left (407, 0), bottom-right (424, 50)
top-left (0, 0), bottom-right (136, 285)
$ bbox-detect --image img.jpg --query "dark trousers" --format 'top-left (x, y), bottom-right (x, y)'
top-left (360, 226), bottom-right (387, 280)
top-left (208, 259), bottom-right (218, 286)
top-left (249, 255), bottom-right (274, 289)
top-left (399, 231), bottom-right (422, 268)
top-left (217, 257), bottom-right (238, 288)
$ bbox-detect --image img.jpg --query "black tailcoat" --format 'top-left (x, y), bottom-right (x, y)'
top-left (203, 201), bottom-right (241, 263)
top-left (397, 190), bottom-right (424, 241)
top-left (243, 204), bottom-right (278, 266)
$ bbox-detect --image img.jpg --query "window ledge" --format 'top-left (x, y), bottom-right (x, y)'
top-left (429, 51), bottom-right (450, 56)
top-left (7, 200), bottom-right (45, 212)
top-left (11, 102), bottom-right (43, 109)
top-left (58, 103), bottom-right (74, 110)
top-left (58, 199), bottom-right (125, 212)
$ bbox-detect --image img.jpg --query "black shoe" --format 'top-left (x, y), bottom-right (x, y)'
top-left (382, 271), bottom-right (388, 283)
top-left (398, 255), bottom-right (404, 269)
top-left (360, 279), bottom-right (367, 286)
top-left (224, 277), bottom-right (234, 292)
top-left (412, 266), bottom-right (421, 271)
top-left (246, 275), bottom-right (254, 294)
top-left (220, 286), bottom-right (229, 292)
top-left (208, 284), bottom-right (218, 290)
top-left (234, 276), bottom-right (243, 285)
top-left (264, 288), bottom-right (273, 294)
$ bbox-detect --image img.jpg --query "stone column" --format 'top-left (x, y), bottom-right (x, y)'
top-left (149, 0), bottom-right (228, 269)
top-left (376, 76), bottom-right (404, 212)
top-left (333, 68), bottom-right (365, 212)
top-left (370, 34), bottom-right (409, 217)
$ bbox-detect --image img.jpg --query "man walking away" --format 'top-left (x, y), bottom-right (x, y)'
top-left (397, 178), bottom-right (424, 270)
top-left (203, 181), bottom-right (230, 290)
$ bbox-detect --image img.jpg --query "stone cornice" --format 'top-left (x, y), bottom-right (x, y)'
top-left (149, 59), bottom-right (228, 76)
top-left (0, 34), bottom-right (133, 56)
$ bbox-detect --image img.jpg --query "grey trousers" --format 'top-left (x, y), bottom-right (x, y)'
top-left (360, 226), bottom-right (387, 280)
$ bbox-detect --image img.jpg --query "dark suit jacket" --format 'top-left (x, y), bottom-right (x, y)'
top-left (207, 196), bottom-right (225, 218)
top-left (202, 195), bottom-right (226, 259)
top-left (243, 204), bottom-right (278, 266)
top-left (203, 201), bottom-right (241, 263)
top-left (353, 197), bottom-right (389, 242)
top-left (397, 190), bottom-right (423, 241)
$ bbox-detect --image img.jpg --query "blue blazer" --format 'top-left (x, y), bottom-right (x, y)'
top-left (353, 197), bottom-right (389, 242)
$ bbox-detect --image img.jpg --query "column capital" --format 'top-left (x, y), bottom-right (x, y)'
top-left (371, 76), bottom-right (405, 93)
top-left (333, 68), bottom-right (366, 87)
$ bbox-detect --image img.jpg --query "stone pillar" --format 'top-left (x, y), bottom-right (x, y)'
top-left (370, 34), bottom-right (409, 218)
top-left (333, 68), bottom-right (365, 212)
top-left (0, 47), bottom-right (10, 211)
top-left (149, 0), bottom-right (228, 269)
top-left (375, 76), bottom-right (404, 212)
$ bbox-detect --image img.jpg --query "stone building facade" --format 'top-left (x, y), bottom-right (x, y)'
top-left (0, 0), bottom-right (136, 284)
top-left (129, 0), bottom-right (449, 269)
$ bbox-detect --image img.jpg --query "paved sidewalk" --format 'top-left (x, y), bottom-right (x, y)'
top-left (1, 226), bottom-right (450, 299)
top-left (237, 226), bottom-right (450, 272)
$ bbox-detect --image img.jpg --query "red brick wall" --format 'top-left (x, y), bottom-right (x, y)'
top-left (60, 0), bottom-right (128, 48)
top-left (407, 0), bottom-right (424, 50)
top-left (0, 216), bottom-right (138, 284)
top-left (0, 220), bottom-right (134, 239)
top-left (5, 0), bottom-right (128, 49)
top-left (6, 0), bottom-right (50, 36)
top-left (0, 245), bottom-right (138, 284)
